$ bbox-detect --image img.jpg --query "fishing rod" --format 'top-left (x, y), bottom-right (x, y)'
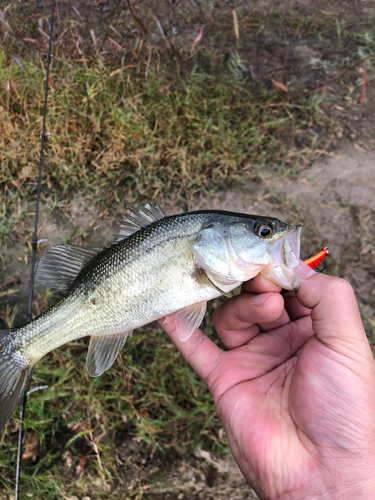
top-left (14, 1), bottom-right (56, 498)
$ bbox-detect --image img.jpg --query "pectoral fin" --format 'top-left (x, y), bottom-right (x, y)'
top-left (164, 302), bottom-right (207, 342)
top-left (86, 331), bottom-right (133, 377)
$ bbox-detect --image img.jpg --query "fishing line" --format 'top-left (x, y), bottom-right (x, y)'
top-left (14, 1), bottom-right (56, 498)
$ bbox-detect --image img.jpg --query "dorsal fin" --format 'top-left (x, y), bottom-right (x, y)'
top-left (117, 203), bottom-right (166, 242)
top-left (36, 244), bottom-right (102, 290)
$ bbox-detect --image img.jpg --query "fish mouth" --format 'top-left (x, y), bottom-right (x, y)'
top-left (261, 225), bottom-right (302, 291)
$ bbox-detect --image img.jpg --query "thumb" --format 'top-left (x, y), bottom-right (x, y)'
top-left (296, 261), bottom-right (372, 364)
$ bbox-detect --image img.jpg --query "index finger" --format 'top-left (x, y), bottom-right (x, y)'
top-left (157, 318), bottom-right (223, 385)
top-left (242, 272), bottom-right (282, 294)
top-left (282, 292), bottom-right (311, 321)
top-left (244, 270), bottom-right (311, 321)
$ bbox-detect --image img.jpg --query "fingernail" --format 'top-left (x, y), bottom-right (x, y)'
top-left (250, 292), bottom-right (271, 308)
top-left (299, 260), bottom-right (316, 279)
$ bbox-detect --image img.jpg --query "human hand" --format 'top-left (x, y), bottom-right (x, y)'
top-left (158, 262), bottom-right (375, 500)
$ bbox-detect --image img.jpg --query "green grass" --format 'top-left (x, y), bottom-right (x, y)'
top-left (0, 2), bottom-right (343, 249)
top-left (0, 305), bottom-right (228, 499)
top-left (0, 51), bottom-right (331, 247)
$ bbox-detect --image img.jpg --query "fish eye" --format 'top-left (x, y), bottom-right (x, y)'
top-left (255, 222), bottom-right (273, 239)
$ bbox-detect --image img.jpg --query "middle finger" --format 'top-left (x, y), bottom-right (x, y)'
top-left (282, 291), bottom-right (312, 320)
top-left (242, 274), bottom-right (293, 333)
top-left (213, 291), bottom-right (284, 350)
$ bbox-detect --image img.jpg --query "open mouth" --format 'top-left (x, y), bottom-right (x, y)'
top-left (271, 225), bottom-right (301, 270)
top-left (261, 225), bottom-right (302, 291)
top-left (284, 225), bottom-right (302, 267)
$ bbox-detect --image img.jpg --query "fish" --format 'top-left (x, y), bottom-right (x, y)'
top-left (0, 203), bottom-right (301, 431)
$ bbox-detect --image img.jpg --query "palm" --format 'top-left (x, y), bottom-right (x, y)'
top-left (160, 273), bottom-right (375, 500)
top-left (211, 318), bottom-right (375, 498)
top-left (209, 315), bottom-right (315, 497)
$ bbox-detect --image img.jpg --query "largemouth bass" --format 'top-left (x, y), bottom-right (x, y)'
top-left (0, 204), bottom-right (301, 430)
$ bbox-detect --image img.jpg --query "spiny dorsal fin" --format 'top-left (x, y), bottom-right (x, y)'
top-left (117, 203), bottom-right (167, 242)
top-left (86, 331), bottom-right (133, 377)
top-left (164, 302), bottom-right (207, 342)
top-left (36, 244), bottom-right (102, 290)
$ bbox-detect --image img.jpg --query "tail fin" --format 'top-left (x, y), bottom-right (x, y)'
top-left (0, 330), bottom-right (33, 431)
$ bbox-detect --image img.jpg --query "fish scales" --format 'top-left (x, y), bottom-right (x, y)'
top-left (11, 213), bottom-right (224, 364)
top-left (0, 206), bottom-right (302, 431)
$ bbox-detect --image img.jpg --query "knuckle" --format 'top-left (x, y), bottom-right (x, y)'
top-left (212, 302), bottom-right (236, 334)
top-left (206, 352), bottom-right (227, 401)
top-left (185, 332), bottom-right (205, 361)
top-left (328, 277), bottom-right (354, 299)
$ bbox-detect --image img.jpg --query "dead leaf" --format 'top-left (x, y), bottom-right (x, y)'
top-left (9, 78), bottom-right (20, 99)
top-left (22, 436), bottom-right (38, 462)
top-left (74, 455), bottom-right (87, 480)
top-left (233, 10), bottom-right (239, 40)
top-left (0, 121), bottom-right (10, 140)
top-left (90, 29), bottom-right (97, 50)
top-left (19, 165), bottom-right (36, 181)
top-left (190, 26), bottom-right (204, 53)
top-left (23, 38), bottom-right (40, 46)
top-left (271, 79), bottom-right (288, 92)
top-left (196, 448), bottom-right (224, 472)
top-left (139, 410), bottom-right (150, 419)
top-left (68, 422), bottom-right (82, 433)
top-left (107, 37), bottom-right (122, 51)
top-left (62, 450), bottom-right (73, 468)
top-left (109, 66), bottom-right (135, 77)
top-left (157, 83), bottom-right (172, 92)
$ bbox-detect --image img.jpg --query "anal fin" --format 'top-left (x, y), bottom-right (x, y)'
top-left (164, 302), bottom-right (207, 342)
top-left (86, 331), bottom-right (133, 377)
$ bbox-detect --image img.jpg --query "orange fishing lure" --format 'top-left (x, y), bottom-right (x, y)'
top-left (304, 247), bottom-right (329, 270)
